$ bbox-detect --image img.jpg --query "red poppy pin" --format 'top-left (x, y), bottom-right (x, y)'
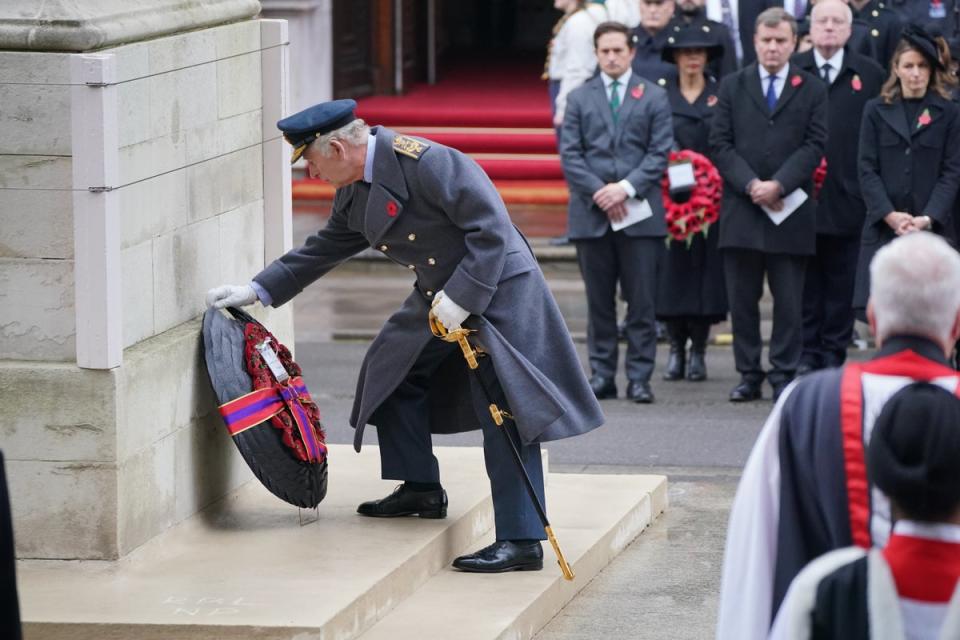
top-left (706, 94), bottom-right (718, 107)
top-left (918, 108), bottom-right (933, 129)
top-left (386, 201), bottom-right (398, 217)
top-left (851, 75), bottom-right (862, 92)
top-left (632, 84), bottom-right (645, 99)
top-left (790, 75), bottom-right (802, 87)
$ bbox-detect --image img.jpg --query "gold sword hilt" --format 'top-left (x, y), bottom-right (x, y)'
top-left (428, 311), bottom-right (482, 369)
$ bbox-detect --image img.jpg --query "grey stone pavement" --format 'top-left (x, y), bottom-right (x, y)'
top-left (288, 213), bottom-right (874, 639)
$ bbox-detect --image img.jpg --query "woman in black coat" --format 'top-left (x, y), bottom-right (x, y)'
top-left (655, 26), bottom-right (728, 382)
top-left (854, 26), bottom-right (960, 314)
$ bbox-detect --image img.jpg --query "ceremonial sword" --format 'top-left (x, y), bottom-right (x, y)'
top-left (428, 313), bottom-right (575, 581)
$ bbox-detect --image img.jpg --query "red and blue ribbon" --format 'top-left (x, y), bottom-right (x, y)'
top-left (218, 376), bottom-right (325, 462)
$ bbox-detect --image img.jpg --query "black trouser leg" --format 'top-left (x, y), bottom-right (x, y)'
top-left (723, 249), bottom-right (765, 383)
top-left (766, 253), bottom-right (807, 386)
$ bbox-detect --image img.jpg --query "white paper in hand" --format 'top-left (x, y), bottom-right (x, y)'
top-left (762, 189), bottom-right (808, 226)
top-left (611, 198), bottom-right (653, 231)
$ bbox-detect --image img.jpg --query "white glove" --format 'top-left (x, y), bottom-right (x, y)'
top-left (431, 290), bottom-right (470, 330)
top-left (205, 284), bottom-right (258, 309)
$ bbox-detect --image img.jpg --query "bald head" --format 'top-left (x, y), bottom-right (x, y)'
top-left (810, 0), bottom-right (853, 58)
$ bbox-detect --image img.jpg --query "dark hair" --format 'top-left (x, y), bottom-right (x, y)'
top-left (868, 383), bottom-right (960, 523)
top-left (881, 37), bottom-right (956, 104)
top-left (594, 21), bottom-right (635, 49)
top-left (755, 7), bottom-right (797, 37)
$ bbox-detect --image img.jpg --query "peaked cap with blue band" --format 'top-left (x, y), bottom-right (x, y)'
top-left (277, 99), bottom-right (358, 164)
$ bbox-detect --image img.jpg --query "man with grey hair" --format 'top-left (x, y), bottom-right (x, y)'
top-left (206, 99), bottom-right (605, 574)
top-left (793, 0), bottom-right (884, 376)
top-left (716, 232), bottom-right (960, 640)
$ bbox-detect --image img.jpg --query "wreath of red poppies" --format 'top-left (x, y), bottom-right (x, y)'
top-left (243, 323), bottom-right (326, 463)
top-left (661, 150), bottom-right (722, 245)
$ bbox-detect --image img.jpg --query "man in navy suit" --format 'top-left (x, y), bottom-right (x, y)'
top-left (709, 7), bottom-right (827, 402)
top-left (561, 21), bottom-right (674, 403)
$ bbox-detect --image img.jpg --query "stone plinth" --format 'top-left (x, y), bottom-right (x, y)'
top-left (0, 1), bottom-right (261, 52)
top-left (260, 0), bottom-right (333, 111)
top-left (0, 9), bottom-right (297, 560)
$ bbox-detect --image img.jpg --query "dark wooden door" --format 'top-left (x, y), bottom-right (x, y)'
top-left (401, 0), bottom-right (428, 90)
top-left (332, 0), bottom-right (376, 98)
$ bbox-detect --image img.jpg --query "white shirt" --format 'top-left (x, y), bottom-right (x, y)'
top-left (759, 63), bottom-right (790, 102)
top-left (601, 69), bottom-right (638, 199)
top-left (362, 132), bottom-right (377, 183)
top-left (813, 48), bottom-right (844, 84)
top-left (601, 69), bottom-right (631, 110)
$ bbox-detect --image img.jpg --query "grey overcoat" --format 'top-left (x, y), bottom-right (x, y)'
top-left (254, 127), bottom-right (605, 451)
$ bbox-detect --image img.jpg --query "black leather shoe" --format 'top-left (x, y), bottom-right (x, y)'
top-left (627, 380), bottom-right (654, 403)
top-left (686, 350), bottom-right (707, 381)
top-left (771, 378), bottom-right (794, 403)
top-left (589, 375), bottom-right (617, 399)
top-left (357, 484), bottom-right (447, 519)
top-left (729, 380), bottom-right (762, 402)
top-left (452, 540), bottom-right (544, 573)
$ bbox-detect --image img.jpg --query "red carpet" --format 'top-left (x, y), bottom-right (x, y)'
top-left (293, 58), bottom-right (569, 210)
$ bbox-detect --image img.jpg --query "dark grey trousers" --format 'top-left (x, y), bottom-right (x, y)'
top-left (575, 231), bottom-right (662, 382)
top-left (374, 338), bottom-right (546, 541)
top-left (723, 248), bottom-right (806, 385)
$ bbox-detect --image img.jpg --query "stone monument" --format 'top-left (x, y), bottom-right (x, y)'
top-left (0, 0), bottom-right (296, 560)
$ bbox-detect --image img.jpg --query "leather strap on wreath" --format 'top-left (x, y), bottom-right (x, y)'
top-left (218, 376), bottom-right (326, 463)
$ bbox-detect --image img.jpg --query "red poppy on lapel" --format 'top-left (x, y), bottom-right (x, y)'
top-left (386, 201), bottom-right (398, 217)
top-left (706, 94), bottom-right (718, 107)
top-left (632, 84), bottom-right (645, 99)
top-left (851, 75), bottom-right (862, 92)
top-left (918, 108), bottom-right (933, 129)
top-left (790, 75), bottom-right (802, 87)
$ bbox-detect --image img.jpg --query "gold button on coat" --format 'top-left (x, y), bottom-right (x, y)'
top-left (408, 233), bottom-right (416, 241)
top-left (426, 290), bottom-right (434, 296)
top-left (427, 257), bottom-right (436, 265)
top-left (408, 264), bottom-right (416, 270)
top-left (379, 244), bottom-right (388, 252)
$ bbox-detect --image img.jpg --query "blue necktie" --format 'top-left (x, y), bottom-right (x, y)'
top-left (766, 75), bottom-right (778, 112)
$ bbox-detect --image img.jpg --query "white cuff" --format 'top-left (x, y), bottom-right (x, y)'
top-left (618, 179), bottom-right (637, 199)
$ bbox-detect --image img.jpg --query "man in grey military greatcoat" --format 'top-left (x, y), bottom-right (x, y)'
top-left (207, 100), bottom-right (605, 572)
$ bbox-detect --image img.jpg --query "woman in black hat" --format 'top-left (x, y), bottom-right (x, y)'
top-left (854, 25), bottom-right (960, 319)
top-left (655, 25), bottom-right (728, 382)
top-left (769, 382), bottom-right (960, 639)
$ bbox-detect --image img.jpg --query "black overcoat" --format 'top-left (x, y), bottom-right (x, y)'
top-left (656, 77), bottom-right (728, 319)
top-left (708, 63), bottom-right (828, 255)
top-left (850, 0), bottom-right (903, 71)
top-left (792, 49), bottom-right (885, 237)
top-left (853, 92), bottom-right (960, 309)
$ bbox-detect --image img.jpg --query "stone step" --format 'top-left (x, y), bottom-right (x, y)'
top-left (18, 445), bottom-right (495, 640)
top-left (18, 447), bottom-right (666, 640)
top-left (358, 473), bottom-right (667, 640)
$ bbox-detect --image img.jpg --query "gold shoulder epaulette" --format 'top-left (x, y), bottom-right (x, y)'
top-left (393, 135), bottom-right (430, 160)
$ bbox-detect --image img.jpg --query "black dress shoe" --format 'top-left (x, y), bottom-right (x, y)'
top-left (770, 378), bottom-right (794, 403)
top-left (729, 380), bottom-right (762, 402)
top-left (627, 380), bottom-right (654, 403)
top-left (357, 484), bottom-right (447, 519)
top-left (452, 540), bottom-right (544, 573)
top-left (589, 375), bottom-right (617, 399)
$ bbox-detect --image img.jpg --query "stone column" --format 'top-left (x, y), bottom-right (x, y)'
top-left (0, 1), bottom-right (296, 560)
top-left (260, 0), bottom-right (333, 112)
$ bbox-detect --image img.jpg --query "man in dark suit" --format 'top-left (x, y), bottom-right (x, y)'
top-left (705, 0), bottom-right (781, 65)
top-left (709, 7), bottom-right (828, 402)
top-left (667, 0), bottom-right (741, 77)
top-left (793, 0), bottom-right (885, 373)
top-left (561, 20), bottom-right (674, 403)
